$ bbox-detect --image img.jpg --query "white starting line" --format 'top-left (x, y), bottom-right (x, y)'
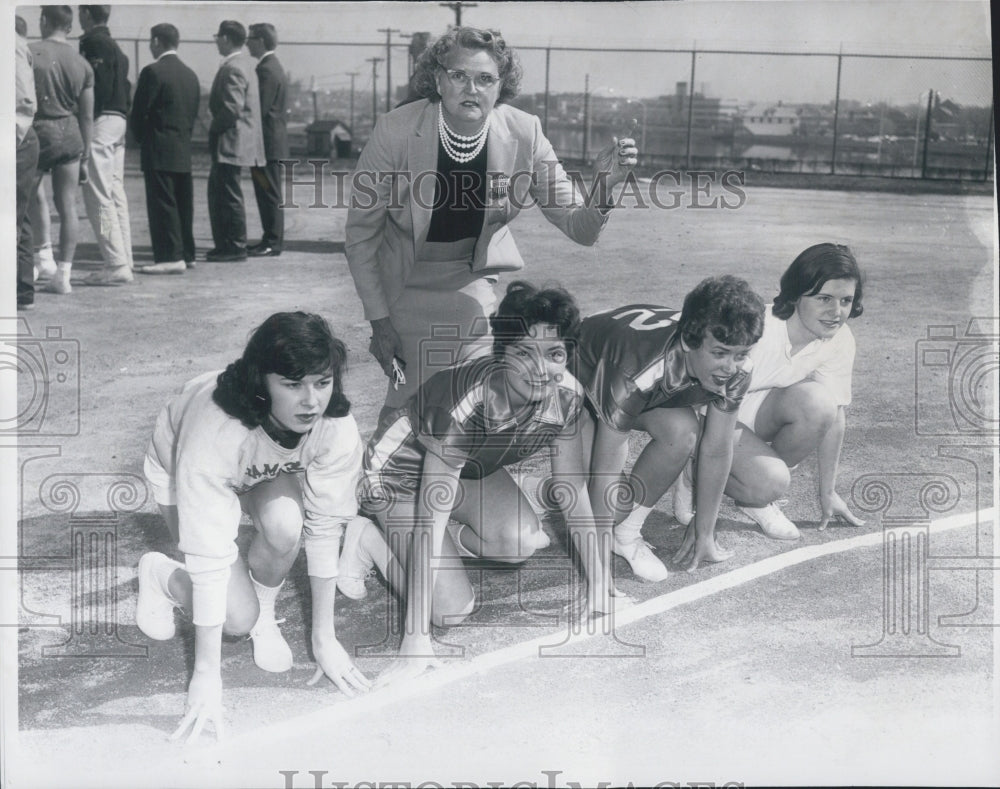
top-left (183, 505), bottom-right (995, 764)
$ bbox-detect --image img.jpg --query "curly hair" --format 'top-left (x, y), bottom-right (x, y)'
top-left (772, 243), bottom-right (865, 320)
top-left (213, 312), bottom-right (350, 428)
top-left (410, 26), bottom-right (522, 105)
top-left (678, 275), bottom-right (766, 349)
top-left (490, 280), bottom-right (580, 356)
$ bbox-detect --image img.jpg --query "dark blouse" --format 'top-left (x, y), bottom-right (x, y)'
top-left (425, 138), bottom-right (488, 243)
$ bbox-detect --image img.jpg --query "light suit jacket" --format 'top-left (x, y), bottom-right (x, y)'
top-left (208, 50), bottom-right (265, 167)
top-left (345, 99), bottom-right (610, 321)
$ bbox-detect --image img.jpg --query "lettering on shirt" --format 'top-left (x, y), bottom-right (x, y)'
top-left (244, 460), bottom-right (305, 480)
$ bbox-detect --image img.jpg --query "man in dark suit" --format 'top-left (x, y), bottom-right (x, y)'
top-left (246, 23), bottom-right (288, 258)
top-left (129, 23), bottom-right (200, 274)
top-left (206, 20), bottom-right (265, 262)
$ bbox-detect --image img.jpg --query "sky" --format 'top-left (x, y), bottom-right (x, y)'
top-left (8, 1), bottom-right (994, 106)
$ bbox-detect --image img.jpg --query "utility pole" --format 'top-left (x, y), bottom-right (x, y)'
top-left (310, 76), bottom-right (318, 123)
top-left (377, 28), bottom-right (401, 112)
top-left (367, 57), bottom-right (383, 130)
top-left (346, 71), bottom-right (359, 132)
top-left (921, 89), bottom-right (935, 179)
top-left (582, 73), bottom-right (590, 160)
top-left (439, 1), bottom-right (477, 26)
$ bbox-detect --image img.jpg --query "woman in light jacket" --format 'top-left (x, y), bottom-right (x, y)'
top-left (345, 25), bottom-right (638, 421)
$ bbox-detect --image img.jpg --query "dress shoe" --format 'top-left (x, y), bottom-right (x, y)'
top-left (136, 261), bottom-right (186, 275)
top-left (205, 248), bottom-right (247, 262)
top-left (248, 245), bottom-right (281, 258)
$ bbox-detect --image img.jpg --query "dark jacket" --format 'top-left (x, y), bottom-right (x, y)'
top-left (256, 52), bottom-right (289, 160)
top-left (129, 53), bottom-right (201, 172)
top-left (79, 25), bottom-right (130, 117)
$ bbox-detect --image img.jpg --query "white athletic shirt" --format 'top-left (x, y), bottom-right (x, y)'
top-left (145, 371), bottom-right (363, 625)
top-left (747, 310), bottom-right (855, 405)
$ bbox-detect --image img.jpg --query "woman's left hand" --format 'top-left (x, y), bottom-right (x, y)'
top-left (593, 125), bottom-right (639, 190)
top-left (818, 491), bottom-right (866, 531)
top-left (307, 636), bottom-right (372, 697)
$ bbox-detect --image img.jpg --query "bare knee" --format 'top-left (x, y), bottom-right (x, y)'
top-left (432, 593), bottom-right (476, 627)
top-left (789, 383), bottom-right (838, 432)
top-left (645, 408), bottom-right (699, 455)
top-left (256, 499), bottom-right (303, 556)
top-left (224, 598), bottom-right (259, 636)
top-left (487, 518), bottom-right (537, 564)
top-left (754, 460), bottom-right (792, 504)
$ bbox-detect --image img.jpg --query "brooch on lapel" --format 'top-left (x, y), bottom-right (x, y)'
top-left (489, 173), bottom-right (510, 201)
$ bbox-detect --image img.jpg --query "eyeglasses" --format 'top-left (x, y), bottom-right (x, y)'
top-left (442, 68), bottom-right (500, 89)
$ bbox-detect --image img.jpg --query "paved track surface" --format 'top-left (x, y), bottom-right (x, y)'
top-left (8, 169), bottom-right (998, 787)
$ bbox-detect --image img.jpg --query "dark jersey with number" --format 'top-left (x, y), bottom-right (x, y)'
top-left (576, 305), bottom-right (752, 432)
top-left (361, 356), bottom-right (583, 502)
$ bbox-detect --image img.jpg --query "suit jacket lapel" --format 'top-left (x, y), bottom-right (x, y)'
top-left (408, 101), bottom-right (438, 258)
top-left (486, 109), bottom-right (518, 187)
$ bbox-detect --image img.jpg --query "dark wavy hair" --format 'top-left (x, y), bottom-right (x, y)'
top-left (678, 275), bottom-right (766, 349)
top-left (213, 312), bottom-right (350, 428)
top-left (490, 281), bottom-right (580, 356)
top-left (772, 243), bottom-right (865, 320)
top-left (411, 26), bottom-right (522, 105)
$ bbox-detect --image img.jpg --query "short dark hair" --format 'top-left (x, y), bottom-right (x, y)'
top-left (79, 5), bottom-right (110, 25)
top-left (248, 22), bottom-right (277, 50)
top-left (772, 243), bottom-right (865, 320)
top-left (216, 20), bottom-right (246, 47)
top-left (151, 23), bottom-right (179, 50)
top-left (41, 6), bottom-right (74, 33)
top-left (411, 26), bottom-right (522, 105)
top-left (490, 280), bottom-right (580, 356)
top-left (678, 275), bottom-right (766, 349)
top-left (15, 15), bottom-right (27, 36)
top-left (213, 312), bottom-right (351, 428)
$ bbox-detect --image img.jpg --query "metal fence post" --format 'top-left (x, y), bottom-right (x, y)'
top-left (921, 89), bottom-right (935, 179)
top-left (543, 46), bottom-right (551, 137)
top-left (685, 48), bottom-right (696, 171)
top-left (830, 49), bottom-right (843, 175)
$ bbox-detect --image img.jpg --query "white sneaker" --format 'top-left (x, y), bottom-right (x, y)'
top-left (612, 536), bottom-right (669, 582)
top-left (249, 616), bottom-right (293, 672)
top-left (35, 247), bottom-right (57, 280)
top-left (530, 526), bottom-right (551, 551)
top-left (42, 270), bottom-right (71, 294)
top-left (672, 459), bottom-right (695, 526)
top-left (740, 503), bottom-right (801, 540)
top-left (136, 552), bottom-right (180, 640)
top-left (337, 516), bottom-right (378, 600)
top-left (135, 260), bottom-right (186, 275)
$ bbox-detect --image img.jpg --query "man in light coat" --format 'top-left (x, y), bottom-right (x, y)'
top-left (206, 20), bottom-right (265, 262)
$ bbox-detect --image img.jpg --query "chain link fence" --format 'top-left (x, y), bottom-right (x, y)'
top-left (112, 37), bottom-right (993, 182)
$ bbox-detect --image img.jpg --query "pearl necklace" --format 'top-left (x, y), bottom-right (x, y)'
top-left (438, 105), bottom-right (490, 163)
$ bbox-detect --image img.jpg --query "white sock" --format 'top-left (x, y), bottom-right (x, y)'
top-left (55, 261), bottom-right (72, 277)
top-left (249, 571), bottom-right (283, 623)
top-left (614, 505), bottom-right (653, 544)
